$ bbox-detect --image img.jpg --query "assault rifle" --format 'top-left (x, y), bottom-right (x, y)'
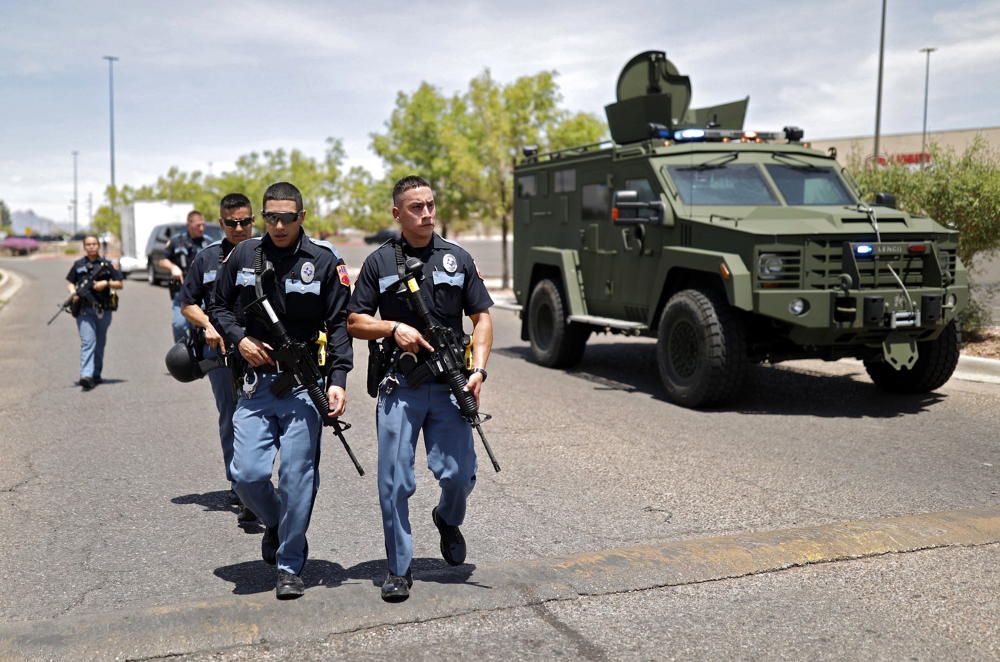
top-left (398, 256), bottom-right (501, 472)
top-left (47, 261), bottom-right (110, 325)
top-left (247, 254), bottom-right (365, 476)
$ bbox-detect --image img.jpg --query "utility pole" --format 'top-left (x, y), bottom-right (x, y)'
top-left (72, 150), bottom-right (79, 233)
top-left (103, 55), bottom-right (119, 216)
top-left (873, 0), bottom-right (887, 165)
top-left (919, 47), bottom-right (937, 167)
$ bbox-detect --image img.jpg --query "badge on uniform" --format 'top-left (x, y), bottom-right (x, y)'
top-left (301, 261), bottom-right (315, 284)
top-left (337, 264), bottom-right (351, 286)
top-left (443, 253), bottom-right (458, 273)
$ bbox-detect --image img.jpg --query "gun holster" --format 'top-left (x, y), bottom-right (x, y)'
top-left (367, 340), bottom-right (390, 398)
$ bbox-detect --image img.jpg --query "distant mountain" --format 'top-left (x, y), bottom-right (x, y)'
top-left (11, 210), bottom-right (71, 234)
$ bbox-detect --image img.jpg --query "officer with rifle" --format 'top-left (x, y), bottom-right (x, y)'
top-left (347, 175), bottom-right (495, 602)
top-left (209, 182), bottom-right (354, 600)
top-left (177, 193), bottom-right (256, 523)
top-left (63, 234), bottom-right (124, 391)
top-left (160, 210), bottom-right (208, 343)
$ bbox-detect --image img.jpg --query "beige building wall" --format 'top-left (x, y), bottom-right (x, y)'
top-left (809, 127), bottom-right (1000, 166)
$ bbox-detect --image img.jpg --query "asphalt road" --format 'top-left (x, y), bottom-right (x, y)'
top-left (0, 255), bottom-right (997, 660)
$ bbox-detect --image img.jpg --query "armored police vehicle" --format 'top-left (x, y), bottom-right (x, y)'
top-left (513, 51), bottom-right (968, 408)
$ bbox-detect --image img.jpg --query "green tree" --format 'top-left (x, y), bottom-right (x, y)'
top-left (466, 69), bottom-right (605, 285)
top-left (0, 199), bottom-right (11, 232)
top-left (370, 83), bottom-right (480, 237)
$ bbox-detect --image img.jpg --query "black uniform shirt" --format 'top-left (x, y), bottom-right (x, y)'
top-left (209, 230), bottom-right (353, 389)
top-left (179, 238), bottom-right (233, 309)
top-left (348, 233), bottom-right (493, 346)
top-left (66, 256), bottom-right (124, 308)
top-left (164, 231), bottom-right (208, 272)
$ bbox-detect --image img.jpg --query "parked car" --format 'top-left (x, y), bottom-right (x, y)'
top-left (364, 228), bottom-right (400, 244)
top-left (145, 223), bottom-right (223, 285)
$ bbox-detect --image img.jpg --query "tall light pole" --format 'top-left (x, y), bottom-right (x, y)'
top-left (919, 47), bottom-right (936, 166)
top-left (103, 55), bottom-right (119, 217)
top-left (872, 0), bottom-right (888, 165)
top-left (72, 150), bottom-right (79, 233)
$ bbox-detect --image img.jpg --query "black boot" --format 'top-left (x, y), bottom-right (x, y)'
top-left (380, 569), bottom-right (413, 602)
top-left (276, 571), bottom-right (304, 600)
top-left (432, 506), bottom-right (466, 566)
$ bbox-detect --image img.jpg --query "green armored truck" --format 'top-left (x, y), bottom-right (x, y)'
top-left (512, 51), bottom-right (969, 408)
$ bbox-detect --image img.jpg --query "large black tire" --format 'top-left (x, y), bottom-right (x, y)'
top-left (147, 262), bottom-right (157, 285)
top-left (527, 279), bottom-right (590, 368)
top-left (656, 288), bottom-right (748, 408)
top-left (864, 322), bottom-right (960, 393)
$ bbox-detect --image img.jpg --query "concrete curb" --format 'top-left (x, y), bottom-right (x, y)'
top-left (0, 267), bottom-right (24, 309)
top-left (954, 354), bottom-right (1000, 384)
top-left (1, 506), bottom-right (997, 661)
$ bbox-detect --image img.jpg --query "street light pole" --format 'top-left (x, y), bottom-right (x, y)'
top-left (919, 47), bottom-right (936, 166)
top-left (103, 55), bottom-right (119, 216)
top-left (72, 150), bottom-right (79, 233)
top-left (873, 0), bottom-right (888, 165)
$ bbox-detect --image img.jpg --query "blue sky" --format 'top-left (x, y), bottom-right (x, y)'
top-left (2, 0), bottom-right (998, 224)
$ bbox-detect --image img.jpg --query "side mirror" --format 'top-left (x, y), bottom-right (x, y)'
top-left (874, 192), bottom-right (897, 209)
top-left (612, 190), bottom-right (662, 225)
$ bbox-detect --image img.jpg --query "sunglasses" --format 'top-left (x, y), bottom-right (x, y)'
top-left (262, 211), bottom-right (302, 225)
top-left (222, 217), bottom-right (254, 228)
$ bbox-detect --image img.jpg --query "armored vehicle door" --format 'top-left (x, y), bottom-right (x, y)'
top-left (610, 165), bottom-right (667, 321)
top-left (577, 170), bottom-right (619, 316)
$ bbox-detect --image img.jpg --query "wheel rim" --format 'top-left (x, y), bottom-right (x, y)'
top-left (668, 319), bottom-right (700, 379)
top-left (533, 301), bottom-right (554, 350)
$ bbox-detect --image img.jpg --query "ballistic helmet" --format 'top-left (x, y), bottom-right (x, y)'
top-left (165, 340), bottom-right (224, 382)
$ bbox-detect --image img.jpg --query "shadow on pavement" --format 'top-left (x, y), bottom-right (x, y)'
top-left (496, 343), bottom-right (945, 419)
top-left (172, 490), bottom-right (237, 513)
top-left (213, 557), bottom-right (482, 595)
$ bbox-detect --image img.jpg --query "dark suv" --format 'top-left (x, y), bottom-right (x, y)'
top-left (145, 223), bottom-right (223, 285)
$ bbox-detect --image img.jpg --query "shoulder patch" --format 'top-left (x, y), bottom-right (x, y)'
top-left (337, 264), bottom-right (351, 286)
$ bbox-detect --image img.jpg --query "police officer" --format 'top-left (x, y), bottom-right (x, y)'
top-left (347, 175), bottom-right (494, 601)
top-left (66, 234), bottom-right (125, 391)
top-left (209, 182), bottom-right (353, 600)
top-left (160, 210), bottom-right (209, 343)
top-left (179, 193), bottom-right (256, 522)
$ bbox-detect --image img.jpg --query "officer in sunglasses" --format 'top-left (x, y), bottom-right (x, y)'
top-left (178, 192), bottom-right (257, 523)
top-left (210, 181), bottom-right (353, 600)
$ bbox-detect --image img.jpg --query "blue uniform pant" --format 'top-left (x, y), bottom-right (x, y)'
top-left (204, 345), bottom-right (236, 488)
top-left (377, 376), bottom-right (477, 576)
top-left (77, 307), bottom-right (112, 380)
top-left (230, 372), bottom-right (323, 575)
top-left (171, 292), bottom-right (190, 343)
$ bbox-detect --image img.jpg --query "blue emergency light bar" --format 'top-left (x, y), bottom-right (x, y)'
top-left (660, 126), bottom-right (805, 144)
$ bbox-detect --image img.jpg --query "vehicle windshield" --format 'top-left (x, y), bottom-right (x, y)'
top-left (665, 163), bottom-right (779, 206)
top-left (764, 164), bottom-right (855, 205)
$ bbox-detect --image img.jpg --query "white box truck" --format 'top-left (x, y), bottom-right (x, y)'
top-left (119, 201), bottom-right (194, 276)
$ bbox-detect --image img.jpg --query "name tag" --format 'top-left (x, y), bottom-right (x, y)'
top-left (236, 270), bottom-right (255, 287)
top-left (203, 270), bottom-right (217, 284)
top-left (378, 275), bottom-right (400, 294)
top-left (285, 279), bottom-right (321, 295)
top-left (433, 271), bottom-right (465, 288)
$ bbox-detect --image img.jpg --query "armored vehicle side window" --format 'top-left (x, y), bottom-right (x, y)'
top-left (582, 183), bottom-right (610, 220)
top-left (517, 175), bottom-right (538, 198)
top-left (625, 178), bottom-right (656, 201)
top-left (666, 164), bottom-right (778, 206)
top-left (554, 169), bottom-right (576, 193)
top-left (764, 164), bottom-right (855, 205)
